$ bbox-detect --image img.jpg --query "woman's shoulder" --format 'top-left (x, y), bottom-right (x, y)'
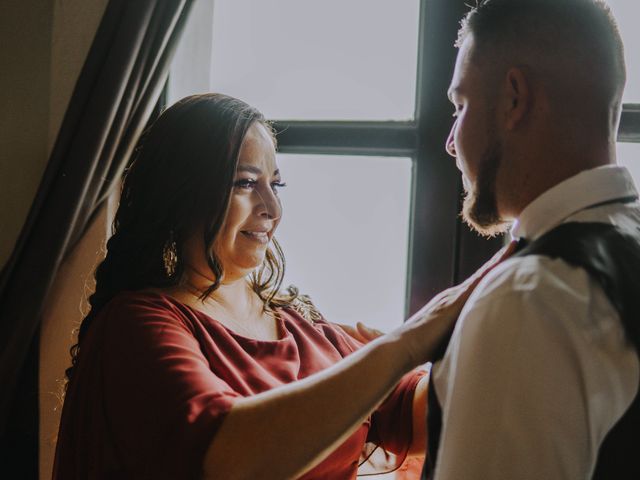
top-left (98, 289), bottom-right (200, 332)
top-left (75, 291), bottom-right (206, 368)
top-left (278, 299), bottom-right (364, 355)
top-left (281, 293), bottom-right (325, 325)
top-left (107, 288), bottom-right (181, 310)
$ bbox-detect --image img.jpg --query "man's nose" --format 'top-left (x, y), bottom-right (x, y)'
top-left (445, 127), bottom-right (457, 158)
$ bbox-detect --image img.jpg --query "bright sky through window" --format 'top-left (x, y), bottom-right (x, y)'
top-left (275, 155), bottom-right (413, 332)
top-left (606, 0), bottom-right (640, 103)
top-left (209, 0), bottom-right (420, 120)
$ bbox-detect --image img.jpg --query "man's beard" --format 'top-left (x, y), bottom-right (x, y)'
top-left (461, 138), bottom-right (511, 238)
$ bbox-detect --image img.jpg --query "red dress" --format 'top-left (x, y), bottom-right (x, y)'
top-left (53, 291), bottom-right (424, 479)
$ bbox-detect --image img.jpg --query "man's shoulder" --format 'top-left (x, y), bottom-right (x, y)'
top-left (478, 219), bottom-right (640, 307)
top-left (473, 253), bottom-right (591, 302)
top-left (449, 253), bottom-right (621, 372)
top-left (457, 252), bottom-right (611, 337)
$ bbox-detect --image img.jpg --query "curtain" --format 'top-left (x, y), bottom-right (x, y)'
top-left (0, 0), bottom-right (194, 465)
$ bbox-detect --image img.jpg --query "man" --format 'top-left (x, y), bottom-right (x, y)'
top-left (425, 0), bottom-right (640, 478)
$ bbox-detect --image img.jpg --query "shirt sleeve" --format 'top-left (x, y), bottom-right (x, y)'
top-left (433, 258), bottom-right (639, 480)
top-left (100, 294), bottom-right (242, 480)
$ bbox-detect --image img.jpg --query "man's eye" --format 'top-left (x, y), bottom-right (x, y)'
top-left (234, 179), bottom-right (257, 189)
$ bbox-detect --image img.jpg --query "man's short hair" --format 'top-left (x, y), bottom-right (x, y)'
top-left (458, 0), bottom-right (626, 108)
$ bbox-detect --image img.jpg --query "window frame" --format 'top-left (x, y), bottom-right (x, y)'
top-left (620, 105), bottom-right (640, 142)
top-left (271, 0), bottom-right (503, 316)
top-left (168, 0), bottom-right (640, 317)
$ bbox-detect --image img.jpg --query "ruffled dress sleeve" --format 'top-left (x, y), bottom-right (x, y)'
top-left (54, 292), bottom-right (242, 480)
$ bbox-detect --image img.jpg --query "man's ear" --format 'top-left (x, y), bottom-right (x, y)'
top-left (503, 67), bottom-right (531, 130)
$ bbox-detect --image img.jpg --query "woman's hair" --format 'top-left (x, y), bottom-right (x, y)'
top-left (66, 93), bottom-right (296, 383)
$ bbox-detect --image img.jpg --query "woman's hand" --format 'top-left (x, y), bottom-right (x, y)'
top-left (398, 241), bottom-right (517, 367)
top-left (203, 243), bottom-right (516, 480)
top-left (337, 322), bottom-right (384, 344)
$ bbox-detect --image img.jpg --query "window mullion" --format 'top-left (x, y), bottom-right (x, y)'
top-left (619, 105), bottom-right (640, 143)
top-left (272, 121), bottom-right (418, 157)
top-left (407, 0), bottom-right (472, 316)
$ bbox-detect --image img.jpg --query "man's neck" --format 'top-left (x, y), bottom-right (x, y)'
top-left (503, 150), bottom-right (613, 220)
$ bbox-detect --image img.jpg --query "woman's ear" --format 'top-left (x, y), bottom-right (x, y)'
top-left (503, 66), bottom-right (532, 130)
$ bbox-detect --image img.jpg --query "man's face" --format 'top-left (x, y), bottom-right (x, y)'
top-left (446, 36), bottom-right (510, 237)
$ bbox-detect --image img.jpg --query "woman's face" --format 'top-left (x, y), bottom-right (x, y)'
top-left (213, 122), bottom-right (283, 282)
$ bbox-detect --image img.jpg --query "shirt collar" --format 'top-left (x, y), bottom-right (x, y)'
top-left (511, 165), bottom-right (638, 240)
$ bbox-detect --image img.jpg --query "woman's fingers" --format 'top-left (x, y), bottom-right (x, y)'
top-left (337, 322), bottom-right (385, 344)
top-left (408, 241), bottom-right (518, 324)
top-left (336, 323), bottom-right (363, 342)
top-left (399, 241), bottom-right (520, 365)
top-left (356, 322), bottom-right (384, 341)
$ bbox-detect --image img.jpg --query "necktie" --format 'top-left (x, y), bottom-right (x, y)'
top-left (513, 236), bottom-right (529, 253)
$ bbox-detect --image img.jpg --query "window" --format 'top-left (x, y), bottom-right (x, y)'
top-left (207, 0), bottom-right (420, 121)
top-left (169, 0), bottom-right (501, 336)
top-left (275, 154), bottom-right (412, 330)
top-left (606, 0), bottom-right (640, 103)
top-left (606, 1), bottom-right (640, 182)
top-left (165, 1), bottom-right (640, 476)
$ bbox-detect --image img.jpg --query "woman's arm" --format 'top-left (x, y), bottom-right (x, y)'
top-left (202, 243), bottom-right (516, 480)
top-left (339, 321), bottom-right (429, 458)
top-left (203, 321), bottom-right (434, 480)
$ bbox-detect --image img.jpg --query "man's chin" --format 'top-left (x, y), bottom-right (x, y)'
top-left (462, 193), bottom-right (511, 238)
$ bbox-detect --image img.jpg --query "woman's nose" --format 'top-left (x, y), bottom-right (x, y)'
top-left (256, 187), bottom-right (282, 220)
top-left (445, 125), bottom-right (457, 158)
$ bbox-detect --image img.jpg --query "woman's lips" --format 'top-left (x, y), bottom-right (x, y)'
top-left (241, 231), bottom-right (269, 244)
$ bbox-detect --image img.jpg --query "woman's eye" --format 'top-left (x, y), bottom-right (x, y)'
top-left (271, 181), bottom-right (287, 192)
top-left (234, 179), bottom-right (257, 189)
top-left (234, 178), bottom-right (287, 193)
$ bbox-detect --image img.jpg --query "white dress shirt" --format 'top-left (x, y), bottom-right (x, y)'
top-left (433, 165), bottom-right (640, 480)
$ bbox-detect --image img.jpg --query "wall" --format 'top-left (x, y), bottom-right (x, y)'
top-left (0, 0), bottom-right (109, 478)
top-left (0, 0), bottom-right (108, 261)
top-left (0, 0), bottom-right (54, 269)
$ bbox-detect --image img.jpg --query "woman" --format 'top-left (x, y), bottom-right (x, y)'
top-left (53, 93), bottom-right (508, 480)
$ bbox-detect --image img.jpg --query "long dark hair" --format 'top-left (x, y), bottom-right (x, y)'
top-left (66, 93), bottom-right (294, 382)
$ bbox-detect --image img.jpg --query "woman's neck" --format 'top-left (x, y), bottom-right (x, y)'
top-left (171, 264), bottom-right (280, 341)
top-left (184, 267), bottom-right (259, 319)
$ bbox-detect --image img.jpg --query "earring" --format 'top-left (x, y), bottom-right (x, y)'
top-left (162, 233), bottom-right (178, 277)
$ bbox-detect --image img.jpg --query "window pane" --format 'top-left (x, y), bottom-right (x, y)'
top-left (606, 1), bottom-right (640, 103)
top-left (275, 155), bottom-right (412, 331)
top-left (209, 0), bottom-right (420, 121)
top-left (617, 142), bottom-right (640, 185)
